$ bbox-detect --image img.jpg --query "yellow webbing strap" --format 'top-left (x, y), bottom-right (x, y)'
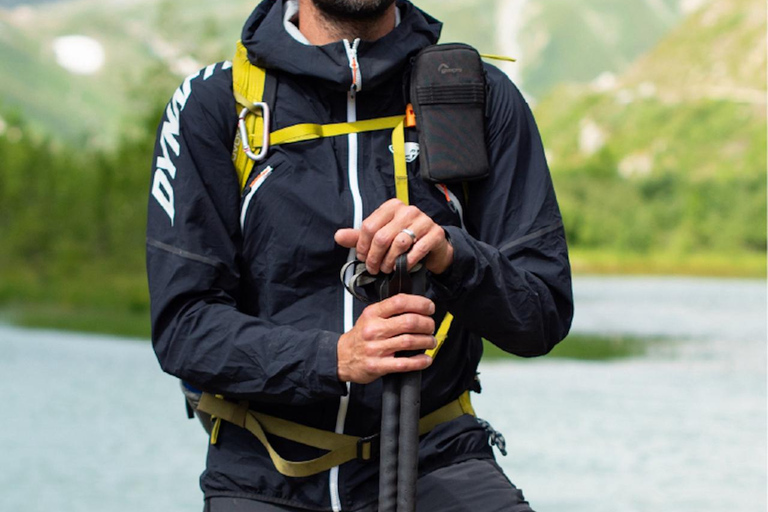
top-left (425, 312), bottom-right (454, 359)
top-left (479, 53), bottom-right (517, 63)
top-left (418, 390), bottom-right (475, 435)
top-left (197, 391), bottom-right (473, 478)
top-left (269, 116), bottom-right (403, 147)
top-left (391, 118), bottom-right (409, 206)
top-left (232, 41), bottom-right (267, 191)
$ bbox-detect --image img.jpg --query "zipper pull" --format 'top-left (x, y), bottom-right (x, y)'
top-left (343, 38), bottom-right (362, 95)
top-left (438, 184), bottom-right (456, 213)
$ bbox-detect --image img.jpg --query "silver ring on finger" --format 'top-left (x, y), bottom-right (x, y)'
top-left (401, 228), bottom-right (417, 245)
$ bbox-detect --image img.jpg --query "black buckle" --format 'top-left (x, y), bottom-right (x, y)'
top-left (356, 433), bottom-right (380, 461)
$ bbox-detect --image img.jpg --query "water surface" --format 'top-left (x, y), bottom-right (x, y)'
top-left (1, 276), bottom-right (765, 511)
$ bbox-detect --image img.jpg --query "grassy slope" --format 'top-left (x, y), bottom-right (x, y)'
top-left (534, 0), bottom-right (766, 271)
top-left (621, 0), bottom-right (766, 94)
top-left (517, 0), bottom-right (685, 98)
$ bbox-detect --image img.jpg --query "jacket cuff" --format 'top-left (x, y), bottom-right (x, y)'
top-left (429, 225), bottom-right (477, 300)
top-left (314, 331), bottom-right (349, 396)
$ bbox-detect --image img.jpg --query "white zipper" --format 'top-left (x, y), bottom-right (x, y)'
top-left (331, 38), bottom-right (362, 512)
top-left (240, 166), bottom-right (273, 231)
top-left (343, 38), bottom-right (362, 94)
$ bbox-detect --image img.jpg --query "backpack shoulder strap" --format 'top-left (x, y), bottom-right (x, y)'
top-left (232, 41), bottom-right (276, 192)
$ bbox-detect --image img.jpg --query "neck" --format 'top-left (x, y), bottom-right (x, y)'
top-left (297, 0), bottom-right (397, 45)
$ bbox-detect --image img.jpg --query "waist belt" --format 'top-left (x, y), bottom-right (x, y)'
top-left (196, 391), bottom-right (475, 478)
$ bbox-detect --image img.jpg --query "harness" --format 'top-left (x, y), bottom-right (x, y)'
top-left (196, 41), bottom-right (512, 478)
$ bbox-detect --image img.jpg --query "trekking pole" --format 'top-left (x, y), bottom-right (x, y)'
top-left (379, 373), bottom-right (400, 512)
top-left (378, 254), bottom-right (425, 512)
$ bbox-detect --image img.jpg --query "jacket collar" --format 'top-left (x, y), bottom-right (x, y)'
top-left (240, 0), bottom-right (442, 92)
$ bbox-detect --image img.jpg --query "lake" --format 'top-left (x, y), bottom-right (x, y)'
top-left (1, 276), bottom-right (765, 511)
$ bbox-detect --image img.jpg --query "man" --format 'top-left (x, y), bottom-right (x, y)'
top-left (147, 0), bottom-right (573, 510)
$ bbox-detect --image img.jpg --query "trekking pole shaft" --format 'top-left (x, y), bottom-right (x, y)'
top-left (397, 370), bottom-right (421, 512)
top-left (378, 373), bottom-right (400, 512)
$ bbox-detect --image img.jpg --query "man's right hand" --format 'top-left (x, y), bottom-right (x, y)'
top-left (337, 294), bottom-right (437, 384)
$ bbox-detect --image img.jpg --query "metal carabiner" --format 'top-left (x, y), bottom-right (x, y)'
top-left (237, 102), bottom-right (271, 162)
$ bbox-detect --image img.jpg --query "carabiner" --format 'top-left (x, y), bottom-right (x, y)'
top-left (238, 102), bottom-right (271, 162)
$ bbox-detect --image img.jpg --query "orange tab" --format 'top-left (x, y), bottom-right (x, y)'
top-left (405, 103), bottom-right (416, 128)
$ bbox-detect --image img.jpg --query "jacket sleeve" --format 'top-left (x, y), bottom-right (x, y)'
top-left (146, 70), bottom-right (347, 403)
top-left (430, 66), bottom-right (573, 357)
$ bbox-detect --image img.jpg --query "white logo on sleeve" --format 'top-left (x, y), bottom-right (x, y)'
top-left (151, 66), bottom-right (208, 226)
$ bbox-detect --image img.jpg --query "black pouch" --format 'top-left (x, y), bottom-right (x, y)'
top-left (410, 43), bottom-right (489, 183)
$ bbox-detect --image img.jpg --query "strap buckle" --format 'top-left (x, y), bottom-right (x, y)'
top-left (356, 433), bottom-right (380, 461)
top-left (238, 102), bottom-right (271, 162)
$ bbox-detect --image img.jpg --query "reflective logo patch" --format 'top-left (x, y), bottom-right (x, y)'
top-left (388, 142), bottom-right (420, 163)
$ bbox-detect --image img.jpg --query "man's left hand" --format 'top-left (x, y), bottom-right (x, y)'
top-left (334, 199), bottom-right (453, 275)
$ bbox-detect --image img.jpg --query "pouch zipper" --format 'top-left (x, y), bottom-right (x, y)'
top-left (437, 183), bottom-right (466, 230)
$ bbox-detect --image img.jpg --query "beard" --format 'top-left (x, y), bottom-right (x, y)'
top-left (311, 0), bottom-right (396, 21)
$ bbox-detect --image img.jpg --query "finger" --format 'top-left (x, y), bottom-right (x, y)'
top-left (380, 216), bottom-right (432, 273)
top-left (377, 230), bottom-right (415, 274)
top-left (377, 334), bottom-right (437, 356)
top-left (356, 199), bottom-right (402, 261)
top-left (377, 353), bottom-right (434, 375)
top-left (361, 312), bottom-right (434, 340)
top-left (373, 294), bottom-right (435, 319)
top-left (408, 225), bottom-right (447, 270)
top-left (365, 205), bottom-right (421, 274)
top-left (334, 228), bottom-right (360, 249)
top-left (383, 313), bottom-right (436, 338)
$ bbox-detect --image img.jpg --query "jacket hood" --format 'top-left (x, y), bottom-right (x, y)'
top-left (241, 0), bottom-right (442, 91)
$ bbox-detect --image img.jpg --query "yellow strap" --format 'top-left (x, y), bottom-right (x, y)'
top-left (458, 390), bottom-right (476, 416)
top-left (391, 118), bottom-right (409, 205)
top-left (425, 313), bottom-right (454, 359)
top-left (210, 417), bottom-right (222, 445)
top-left (197, 391), bottom-right (473, 477)
top-left (199, 393), bottom-right (365, 477)
top-left (265, 115), bottom-right (403, 147)
top-left (232, 41), bottom-right (266, 191)
top-left (418, 390), bottom-right (474, 435)
top-left (480, 53), bottom-right (517, 63)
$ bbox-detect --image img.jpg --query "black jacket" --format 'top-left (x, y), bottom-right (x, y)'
top-left (147, 0), bottom-right (573, 510)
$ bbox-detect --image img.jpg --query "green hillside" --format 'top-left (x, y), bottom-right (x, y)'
top-left (513, 0), bottom-right (693, 98)
top-left (0, 0), bottom-right (255, 146)
top-left (0, 0), bottom-right (692, 145)
top-left (535, 0), bottom-right (766, 271)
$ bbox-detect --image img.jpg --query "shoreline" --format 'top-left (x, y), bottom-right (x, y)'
top-left (1, 249), bottom-right (763, 343)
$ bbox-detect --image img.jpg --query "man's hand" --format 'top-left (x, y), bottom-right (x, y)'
top-left (334, 199), bottom-right (454, 275)
top-left (337, 294), bottom-right (437, 384)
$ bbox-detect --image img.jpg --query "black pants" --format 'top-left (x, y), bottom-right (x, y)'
top-left (204, 459), bottom-right (534, 512)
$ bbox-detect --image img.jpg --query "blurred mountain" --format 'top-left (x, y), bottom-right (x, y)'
top-left (508, 0), bottom-right (709, 99)
top-left (0, 0), bottom-right (65, 6)
top-left (0, 0), bottom-right (697, 146)
top-left (534, 0), bottom-right (766, 253)
top-left (0, 0), bottom-right (255, 146)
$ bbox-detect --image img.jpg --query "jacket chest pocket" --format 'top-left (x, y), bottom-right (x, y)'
top-left (239, 154), bottom-right (348, 283)
top-left (240, 164), bottom-right (275, 232)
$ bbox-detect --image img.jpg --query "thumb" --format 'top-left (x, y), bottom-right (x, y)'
top-left (334, 228), bottom-right (360, 249)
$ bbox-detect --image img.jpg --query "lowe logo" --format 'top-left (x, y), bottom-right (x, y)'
top-left (438, 63), bottom-right (463, 74)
